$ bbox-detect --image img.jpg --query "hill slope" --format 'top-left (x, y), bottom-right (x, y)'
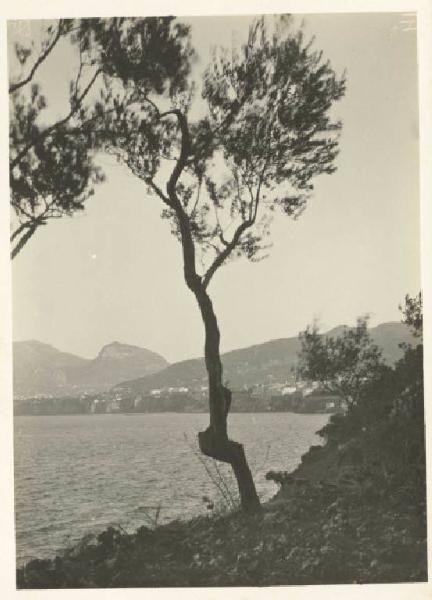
top-left (13, 341), bottom-right (89, 397)
top-left (66, 342), bottom-right (169, 390)
top-left (13, 341), bottom-right (168, 398)
top-left (114, 322), bottom-right (414, 393)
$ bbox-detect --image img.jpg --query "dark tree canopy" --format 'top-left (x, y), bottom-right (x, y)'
top-left (400, 292), bottom-right (422, 338)
top-left (9, 17), bottom-right (193, 258)
top-left (298, 317), bottom-right (386, 406)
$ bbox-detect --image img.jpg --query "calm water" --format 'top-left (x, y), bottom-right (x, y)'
top-left (14, 412), bottom-right (328, 564)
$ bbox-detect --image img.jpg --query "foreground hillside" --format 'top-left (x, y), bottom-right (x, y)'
top-left (17, 337), bottom-right (426, 588)
top-left (16, 477), bottom-right (426, 588)
top-left (115, 322), bottom-right (414, 393)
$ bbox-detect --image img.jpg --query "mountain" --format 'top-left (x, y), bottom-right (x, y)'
top-left (363, 322), bottom-right (414, 363)
top-left (13, 341), bottom-right (89, 397)
top-left (14, 322), bottom-right (415, 399)
top-left (66, 342), bottom-right (169, 389)
top-left (114, 322), bottom-right (416, 393)
top-left (13, 341), bottom-right (168, 398)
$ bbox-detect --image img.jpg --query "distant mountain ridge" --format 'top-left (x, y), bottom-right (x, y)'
top-left (14, 322), bottom-right (415, 399)
top-left (13, 340), bottom-right (168, 398)
top-left (114, 322), bottom-right (415, 394)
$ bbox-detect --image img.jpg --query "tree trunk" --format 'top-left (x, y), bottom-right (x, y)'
top-left (163, 110), bottom-right (260, 513)
top-left (194, 286), bottom-right (261, 513)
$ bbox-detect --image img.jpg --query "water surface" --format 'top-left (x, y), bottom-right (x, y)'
top-left (14, 412), bottom-right (329, 564)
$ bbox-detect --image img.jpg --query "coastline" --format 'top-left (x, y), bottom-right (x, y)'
top-left (16, 429), bottom-right (427, 588)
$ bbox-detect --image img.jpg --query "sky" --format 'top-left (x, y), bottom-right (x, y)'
top-left (10, 12), bottom-right (420, 363)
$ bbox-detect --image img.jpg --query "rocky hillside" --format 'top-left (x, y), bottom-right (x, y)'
top-left (115, 322), bottom-right (414, 393)
top-left (13, 341), bottom-right (168, 398)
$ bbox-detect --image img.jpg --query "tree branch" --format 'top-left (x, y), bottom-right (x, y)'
top-left (211, 202), bottom-right (228, 247)
top-left (10, 222), bottom-right (30, 243)
top-left (11, 222), bottom-right (38, 259)
top-left (72, 43), bottom-right (85, 101)
top-left (202, 218), bottom-right (253, 289)
top-left (10, 197), bottom-right (63, 249)
top-left (161, 110), bottom-right (192, 205)
top-left (138, 102), bottom-right (192, 212)
top-left (189, 180), bottom-right (202, 219)
top-left (145, 178), bottom-right (173, 208)
top-left (141, 96), bottom-right (162, 116)
top-left (187, 90), bottom-right (251, 164)
top-left (160, 109), bottom-right (203, 291)
top-left (58, 104), bottom-right (124, 143)
top-left (202, 155), bottom-right (269, 289)
top-left (11, 67), bottom-right (102, 170)
top-left (9, 20), bottom-right (66, 94)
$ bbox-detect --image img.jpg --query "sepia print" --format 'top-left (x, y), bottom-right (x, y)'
top-left (5, 4), bottom-right (429, 592)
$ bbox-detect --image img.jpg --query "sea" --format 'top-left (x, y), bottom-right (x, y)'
top-left (14, 412), bottom-right (329, 565)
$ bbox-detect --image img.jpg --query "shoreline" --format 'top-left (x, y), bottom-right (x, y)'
top-left (16, 428), bottom-right (427, 588)
top-left (14, 409), bottom-right (337, 417)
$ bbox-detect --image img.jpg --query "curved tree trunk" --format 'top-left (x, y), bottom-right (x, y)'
top-left (193, 285), bottom-right (261, 513)
top-left (172, 209), bottom-right (261, 513)
top-left (163, 109), bottom-right (261, 513)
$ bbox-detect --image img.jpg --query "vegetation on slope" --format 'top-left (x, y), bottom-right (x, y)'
top-left (17, 297), bottom-right (426, 587)
top-left (16, 475), bottom-right (426, 588)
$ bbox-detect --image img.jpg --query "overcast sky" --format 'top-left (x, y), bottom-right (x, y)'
top-left (10, 12), bottom-right (420, 363)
